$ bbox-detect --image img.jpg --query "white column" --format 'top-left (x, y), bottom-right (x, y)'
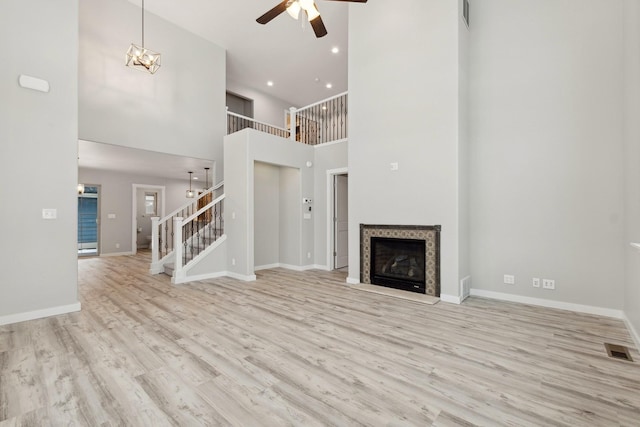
top-left (149, 216), bottom-right (160, 273)
top-left (173, 217), bottom-right (184, 272)
top-left (289, 106), bottom-right (297, 141)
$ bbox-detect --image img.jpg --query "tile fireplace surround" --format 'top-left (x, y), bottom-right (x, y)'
top-left (360, 224), bottom-right (441, 297)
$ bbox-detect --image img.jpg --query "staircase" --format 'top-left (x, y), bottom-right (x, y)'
top-left (150, 181), bottom-right (225, 282)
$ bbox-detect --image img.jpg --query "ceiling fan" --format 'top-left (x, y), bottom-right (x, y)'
top-left (256, 0), bottom-right (368, 38)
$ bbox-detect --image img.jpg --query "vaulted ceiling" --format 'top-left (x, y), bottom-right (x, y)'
top-left (129, 0), bottom-right (354, 107)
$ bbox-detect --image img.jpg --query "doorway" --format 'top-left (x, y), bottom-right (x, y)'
top-left (78, 185), bottom-right (100, 256)
top-left (132, 184), bottom-right (166, 255)
top-left (334, 174), bottom-right (349, 270)
top-left (327, 168), bottom-right (349, 271)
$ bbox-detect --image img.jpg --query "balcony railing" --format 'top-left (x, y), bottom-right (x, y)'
top-left (227, 110), bottom-right (290, 139)
top-left (226, 92), bottom-right (348, 146)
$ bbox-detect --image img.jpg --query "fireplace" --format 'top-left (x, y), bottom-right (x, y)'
top-left (360, 224), bottom-right (440, 296)
top-left (371, 237), bottom-right (426, 293)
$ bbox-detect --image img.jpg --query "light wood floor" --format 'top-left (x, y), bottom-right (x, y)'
top-left (1, 253), bottom-right (639, 426)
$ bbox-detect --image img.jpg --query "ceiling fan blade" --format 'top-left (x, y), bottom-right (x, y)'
top-left (310, 15), bottom-right (328, 38)
top-left (322, 0), bottom-right (368, 2)
top-left (256, 1), bottom-right (289, 24)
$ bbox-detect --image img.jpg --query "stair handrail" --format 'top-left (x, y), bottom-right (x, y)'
top-left (182, 194), bottom-right (225, 225)
top-left (173, 193), bottom-right (225, 277)
top-left (150, 180), bottom-right (224, 274)
top-left (158, 181), bottom-right (223, 224)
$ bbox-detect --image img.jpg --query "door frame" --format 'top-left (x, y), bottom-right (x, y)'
top-left (78, 184), bottom-right (101, 257)
top-left (131, 184), bottom-right (166, 255)
top-left (326, 167), bottom-right (348, 271)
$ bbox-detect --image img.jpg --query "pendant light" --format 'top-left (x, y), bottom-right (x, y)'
top-left (126, 0), bottom-right (161, 74)
top-left (204, 167), bottom-right (210, 191)
top-left (186, 171), bottom-right (195, 198)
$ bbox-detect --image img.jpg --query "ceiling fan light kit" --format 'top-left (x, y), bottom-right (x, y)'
top-left (257, 0), bottom-right (367, 38)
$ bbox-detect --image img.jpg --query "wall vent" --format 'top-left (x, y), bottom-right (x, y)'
top-left (460, 275), bottom-right (471, 301)
top-left (604, 343), bottom-right (633, 362)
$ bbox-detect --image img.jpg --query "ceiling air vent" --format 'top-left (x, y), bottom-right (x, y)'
top-left (604, 343), bottom-right (634, 362)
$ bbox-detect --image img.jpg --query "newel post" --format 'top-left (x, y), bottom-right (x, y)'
top-left (150, 216), bottom-right (160, 266)
top-left (289, 106), bottom-right (297, 142)
top-left (174, 217), bottom-right (184, 272)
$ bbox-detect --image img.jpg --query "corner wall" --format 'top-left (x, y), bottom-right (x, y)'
top-left (469, 0), bottom-right (625, 311)
top-left (624, 0), bottom-right (640, 344)
top-left (0, 0), bottom-right (80, 322)
top-left (224, 130), bottom-right (314, 279)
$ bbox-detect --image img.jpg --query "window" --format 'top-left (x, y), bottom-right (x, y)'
top-left (145, 192), bottom-right (157, 215)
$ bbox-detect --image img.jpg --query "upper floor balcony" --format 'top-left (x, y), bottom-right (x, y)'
top-left (227, 92), bottom-right (347, 146)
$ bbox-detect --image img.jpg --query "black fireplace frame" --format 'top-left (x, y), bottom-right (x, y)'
top-left (360, 224), bottom-right (441, 296)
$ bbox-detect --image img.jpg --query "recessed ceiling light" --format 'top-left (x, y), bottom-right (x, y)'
top-left (331, 47), bottom-right (339, 54)
top-left (193, 177), bottom-right (199, 180)
top-left (267, 81), bottom-right (274, 87)
top-left (326, 83), bottom-right (332, 89)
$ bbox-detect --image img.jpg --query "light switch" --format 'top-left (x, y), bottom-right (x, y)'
top-left (304, 213), bottom-right (312, 220)
top-left (42, 209), bottom-right (57, 219)
top-left (390, 162), bottom-right (399, 171)
top-left (107, 213), bottom-right (116, 219)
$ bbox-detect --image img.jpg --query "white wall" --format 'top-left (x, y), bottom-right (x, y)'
top-left (79, 0), bottom-right (227, 182)
top-left (254, 162), bottom-right (280, 267)
top-left (348, 0), bottom-right (462, 299)
top-left (79, 168), bottom-right (196, 255)
top-left (0, 0), bottom-right (80, 321)
top-left (624, 0), bottom-right (640, 342)
top-left (458, 0), bottom-right (471, 284)
top-left (280, 167), bottom-right (302, 266)
top-left (313, 141), bottom-right (348, 268)
top-left (227, 79), bottom-right (294, 127)
top-left (469, 0), bottom-right (626, 309)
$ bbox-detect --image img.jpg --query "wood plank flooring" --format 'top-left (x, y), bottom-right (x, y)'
top-left (1, 252), bottom-right (639, 426)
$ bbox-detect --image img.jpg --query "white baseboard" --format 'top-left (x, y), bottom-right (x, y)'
top-left (225, 271), bottom-right (257, 282)
top-left (255, 263), bottom-right (281, 271)
top-left (440, 294), bottom-right (461, 304)
top-left (623, 313), bottom-right (640, 350)
top-left (346, 277), bottom-right (360, 285)
top-left (255, 263), bottom-right (327, 272)
top-left (0, 302), bottom-right (81, 326)
top-left (172, 271), bottom-right (227, 285)
top-left (470, 289), bottom-right (624, 319)
top-left (100, 251), bottom-right (134, 257)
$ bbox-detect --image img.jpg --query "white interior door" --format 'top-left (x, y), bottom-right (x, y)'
top-left (334, 174), bottom-right (349, 269)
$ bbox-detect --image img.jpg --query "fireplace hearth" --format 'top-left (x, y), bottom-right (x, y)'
top-left (360, 224), bottom-right (440, 296)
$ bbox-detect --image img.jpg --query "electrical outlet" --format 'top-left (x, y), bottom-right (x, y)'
top-left (231, 258), bottom-right (236, 266)
top-left (307, 252), bottom-right (311, 259)
top-left (532, 278), bottom-right (540, 288)
top-left (504, 274), bottom-right (515, 285)
top-left (542, 279), bottom-right (555, 290)
top-left (115, 243), bottom-right (120, 249)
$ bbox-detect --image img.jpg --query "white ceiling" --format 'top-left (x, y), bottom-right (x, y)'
top-left (78, 140), bottom-right (214, 182)
top-left (132, 0), bottom-right (357, 107)
top-left (80, 0), bottom-right (360, 180)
